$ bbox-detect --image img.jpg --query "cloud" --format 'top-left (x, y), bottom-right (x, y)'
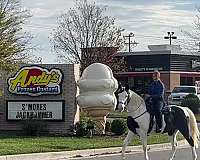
top-left (30, 8), bottom-right (58, 18)
top-left (166, 0), bottom-right (193, 6)
top-left (101, 2), bottom-right (195, 27)
top-left (21, 0), bottom-right (198, 62)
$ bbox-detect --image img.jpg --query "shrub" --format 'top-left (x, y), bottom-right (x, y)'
top-left (75, 119), bottom-right (88, 137)
top-left (86, 119), bottom-right (95, 130)
top-left (74, 111), bottom-right (95, 137)
top-left (105, 121), bottom-right (111, 132)
top-left (181, 94), bottom-right (200, 114)
top-left (111, 119), bottom-right (127, 135)
top-left (21, 119), bottom-right (48, 136)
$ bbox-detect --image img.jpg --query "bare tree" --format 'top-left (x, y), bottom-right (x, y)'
top-left (81, 47), bottom-right (127, 73)
top-left (180, 8), bottom-right (200, 53)
top-left (51, 0), bottom-right (124, 65)
top-left (0, 0), bottom-right (34, 72)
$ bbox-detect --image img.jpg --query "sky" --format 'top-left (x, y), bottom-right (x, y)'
top-left (21, 0), bottom-right (200, 63)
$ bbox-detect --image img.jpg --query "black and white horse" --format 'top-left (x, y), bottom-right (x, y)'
top-left (115, 85), bottom-right (199, 160)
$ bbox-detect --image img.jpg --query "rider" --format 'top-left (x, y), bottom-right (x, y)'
top-left (148, 71), bottom-right (165, 133)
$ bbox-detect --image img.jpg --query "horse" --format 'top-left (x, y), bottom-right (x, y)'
top-left (115, 85), bottom-right (199, 160)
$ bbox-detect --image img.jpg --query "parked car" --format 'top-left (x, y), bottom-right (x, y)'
top-left (167, 86), bottom-right (200, 105)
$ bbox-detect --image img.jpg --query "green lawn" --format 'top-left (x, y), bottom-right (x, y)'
top-left (195, 113), bottom-right (200, 122)
top-left (107, 111), bottom-right (127, 118)
top-left (0, 133), bottom-right (183, 156)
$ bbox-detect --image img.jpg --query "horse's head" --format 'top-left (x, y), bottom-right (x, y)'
top-left (115, 84), bottom-right (131, 112)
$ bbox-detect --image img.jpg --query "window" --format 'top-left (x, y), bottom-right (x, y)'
top-left (172, 87), bottom-right (196, 94)
top-left (197, 87), bottom-right (200, 94)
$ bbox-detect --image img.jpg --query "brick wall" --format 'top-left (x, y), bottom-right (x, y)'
top-left (169, 72), bottom-right (180, 91)
top-left (160, 71), bottom-right (180, 100)
top-left (0, 64), bottom-right (80, 135)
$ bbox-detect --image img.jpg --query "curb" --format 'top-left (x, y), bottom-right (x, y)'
top-left (0, 140), bottom-right (189, 160)
top-left (70, 140), bottom-right (189, 159)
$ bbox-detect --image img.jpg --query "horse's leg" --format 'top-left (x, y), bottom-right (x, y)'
top-left (191, 147), bottom-right (197, 160)
top-left (168, 130), bottom-right (178, 160)
top-left (122, 130), bottom-right (134, 159)
top-left (140, 131), bottom-right (149, 160)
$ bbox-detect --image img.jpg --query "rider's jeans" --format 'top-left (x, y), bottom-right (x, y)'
top-left (152, 99), bottom-right (163, 129)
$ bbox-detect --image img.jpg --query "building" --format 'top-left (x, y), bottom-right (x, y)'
top-left (115, 44), bottom-right (200, 96)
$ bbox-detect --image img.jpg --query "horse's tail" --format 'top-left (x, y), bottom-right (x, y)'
top-left (185, 107), bottom-right (199, 148)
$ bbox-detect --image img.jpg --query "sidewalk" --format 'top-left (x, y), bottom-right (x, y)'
top-left (0, 140), bottom-right (189, 160)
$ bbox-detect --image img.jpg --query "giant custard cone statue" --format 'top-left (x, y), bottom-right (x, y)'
top-left (77, 63), bottom-right (118, 135)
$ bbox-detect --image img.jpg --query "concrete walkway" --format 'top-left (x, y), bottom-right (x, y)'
top-left (0, 140), bottom-right (189, 160)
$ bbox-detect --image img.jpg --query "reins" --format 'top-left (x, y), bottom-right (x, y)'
top-left (128, 99), bottom-right (147, 120)
top-left (132, 110), bottom-right (147, 120)
top-left (121, 90), bottom-right (147, 120)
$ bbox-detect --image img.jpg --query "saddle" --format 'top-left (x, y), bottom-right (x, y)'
top-left (145, 97), bottom-right (154, 115)
top-left (161, 107), bottom-right (176, 134)
top-left (145, 97), bottom-right (174, 133)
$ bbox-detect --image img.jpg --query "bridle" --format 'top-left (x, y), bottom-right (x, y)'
top-left (117, 90), bottom-right (131, 111)
top-left (117, 89), bottom-right (147, 120)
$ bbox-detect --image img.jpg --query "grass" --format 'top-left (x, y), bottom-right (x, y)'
top-left (195, 113), bottom-right (200, 122)
top-left (0, 133), bottom-right (183, 156)
top-left (107, 111), bottom-right (127, 118)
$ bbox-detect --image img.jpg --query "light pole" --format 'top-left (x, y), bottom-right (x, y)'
top-left (164, 32), bottom-right (177, 45)
top-left (124, 32), bottom-right (138, 52)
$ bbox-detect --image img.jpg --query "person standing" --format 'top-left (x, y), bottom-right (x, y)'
top-left (148, 71), bottom-right (165, 133)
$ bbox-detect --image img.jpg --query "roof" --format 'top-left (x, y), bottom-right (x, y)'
top-left (116, 44), bottom-right (200, 57)
top-left (116, 50), bottom-right (200, 57)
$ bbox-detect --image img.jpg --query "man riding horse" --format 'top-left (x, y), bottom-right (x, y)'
top-left (147, 71), bottom-right (165, 133)
top-left (116, 83), bottom-right (199, 160)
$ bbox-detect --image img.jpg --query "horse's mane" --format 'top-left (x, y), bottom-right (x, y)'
top-left (128, 89), bottom-right (144, 108)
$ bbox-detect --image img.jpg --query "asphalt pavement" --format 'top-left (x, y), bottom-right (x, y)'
top-left (71, 147), bottom-right (199, 160)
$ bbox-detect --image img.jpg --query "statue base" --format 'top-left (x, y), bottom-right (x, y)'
top-left (83, 107), bottom-right (112, 135)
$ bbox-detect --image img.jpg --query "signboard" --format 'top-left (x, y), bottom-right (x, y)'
top-left (192, 60), bottom-right (200, 69)
top-left (130, 66), bottom-right (163, 72)
top-left (8, 66), bottom-right (63, 96)
top-left (7, 100), bottom-right (64, 121)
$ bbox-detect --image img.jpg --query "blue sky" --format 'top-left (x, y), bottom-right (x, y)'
top-left (21, 0), bottom-right (200, 63)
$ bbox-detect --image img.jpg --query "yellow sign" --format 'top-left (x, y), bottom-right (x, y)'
top-left (8, 66), bottom-right (63, 96)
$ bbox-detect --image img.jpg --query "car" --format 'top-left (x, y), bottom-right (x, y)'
top-left (167, 86), bottom-right (200, 105)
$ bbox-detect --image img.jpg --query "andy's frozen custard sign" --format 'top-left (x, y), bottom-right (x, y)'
top-left (8, 66), bottom-right (63, 96)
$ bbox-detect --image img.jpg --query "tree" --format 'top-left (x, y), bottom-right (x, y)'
top-left (0, 0), bottom-right (34, 72)
top-left (181, 94), bottom-right (200, 114)
top-left (181, 8), bottom-right (200, 52)
top-left (51, 0), bottom-right (125, 67)
top-left (81, 47), bottom-right (127, 72)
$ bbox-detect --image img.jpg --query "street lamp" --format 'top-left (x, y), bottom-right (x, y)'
top-left (164, 32), bottom-right (177, 45)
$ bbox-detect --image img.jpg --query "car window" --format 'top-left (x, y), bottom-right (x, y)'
top-left (172, 87), bottom-right (196, 93)
top-left (198, 87), bottom-right (200, 94)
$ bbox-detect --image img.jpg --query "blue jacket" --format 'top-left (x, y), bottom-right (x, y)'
top-left (149, 80), bottom-right (165, 99)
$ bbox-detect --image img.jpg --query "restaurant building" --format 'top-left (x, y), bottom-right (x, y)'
top-left (115, 44), bottom-right (200, 95)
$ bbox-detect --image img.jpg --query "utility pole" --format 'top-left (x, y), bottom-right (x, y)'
top-left (164, 32), bottom-right (177, 45)
top-left (124, 32), bottom-right (138, 52)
